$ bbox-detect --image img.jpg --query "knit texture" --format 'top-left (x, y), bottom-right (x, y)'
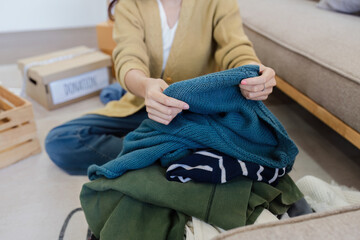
top-left (88, 65), bottom-right (298, 180)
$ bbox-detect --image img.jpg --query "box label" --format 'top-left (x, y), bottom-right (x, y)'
top-left (49, 67), bottom-right (110, 105)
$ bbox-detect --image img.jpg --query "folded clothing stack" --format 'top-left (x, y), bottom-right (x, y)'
top-left (81, 65), bottom-right (302, 240)
top-left (88, 65), bottom-right (298, 180)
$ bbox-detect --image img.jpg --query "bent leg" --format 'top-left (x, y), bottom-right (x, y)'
top-left (45, 109), bottom-right (148, 175)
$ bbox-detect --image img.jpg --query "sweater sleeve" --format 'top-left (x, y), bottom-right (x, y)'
top-left (213, 0), bottom-right (260, 70)
top-left (112, 0), bottom-right (150, 91)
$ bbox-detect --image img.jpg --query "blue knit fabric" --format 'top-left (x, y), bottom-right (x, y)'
top-left (88, 65), bottom-right (298, 180)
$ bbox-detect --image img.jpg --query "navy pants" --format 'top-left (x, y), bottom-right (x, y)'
top-left (45, 109), bottom-right (148, 175)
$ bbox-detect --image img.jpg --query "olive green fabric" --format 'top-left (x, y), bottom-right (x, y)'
top-left (80, 165), bottom-right (303, 240)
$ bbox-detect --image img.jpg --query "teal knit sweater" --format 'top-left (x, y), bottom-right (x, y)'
top-left (88, 65), bottom-right (298, 180)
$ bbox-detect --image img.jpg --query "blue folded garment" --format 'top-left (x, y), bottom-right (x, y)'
top-left (99, 83), bottom-right (126, 104)
top-left (166, 149), bottom-right (286, 185)
top-left (88, 65), bottom-right (299, 180)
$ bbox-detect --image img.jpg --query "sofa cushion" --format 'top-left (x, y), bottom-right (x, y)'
top-left (237, 0), bottom-right (360, 84)
top-left (238, 0), bottom-right (360, 132)
top-left (243, 27), bottom-right (360, 132)
top-left (318, 0), bottom-right (360, 14)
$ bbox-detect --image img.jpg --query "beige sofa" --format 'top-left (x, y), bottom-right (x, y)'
top-left (237, 0), bottom-right (360, 149)
top-left (213, 204), bottom-right (360, 240)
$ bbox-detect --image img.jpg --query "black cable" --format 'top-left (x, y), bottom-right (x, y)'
top-left (86, 228), bottom-right (92, 240)
top-left (58, 207), bottom-right (85, 240)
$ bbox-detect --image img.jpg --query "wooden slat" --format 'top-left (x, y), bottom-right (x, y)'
top-left (0, 138), bottom-right (41, 169)
top-left (0, 98), bottom-right (14, 111)
top-left (0, 121), bottom-right (37, 151)
top-left (0, 104), bottom-right (34, 132)
top-left (0, 86), bottom-right (41, 168)
top-left (275, 76), bottom-right (360, 149)
top-left (0, 86), bottom-right (25, 107)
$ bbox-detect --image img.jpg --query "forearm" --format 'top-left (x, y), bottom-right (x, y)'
top-left (112, 0), bottom-right (150, 94)
top-left (124, 69), bottom-right (149, 98)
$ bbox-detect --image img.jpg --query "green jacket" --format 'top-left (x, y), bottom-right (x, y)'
top-left (80, 165), bottom-right (303, 240)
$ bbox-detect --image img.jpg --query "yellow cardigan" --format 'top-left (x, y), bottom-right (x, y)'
top-left (92, 0), bottom-right (260, 117)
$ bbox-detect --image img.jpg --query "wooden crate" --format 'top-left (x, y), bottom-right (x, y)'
top-left (0, 86), bottom-right (41, 168)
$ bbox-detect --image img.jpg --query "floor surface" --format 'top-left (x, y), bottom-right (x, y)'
top-left (0, 64), bottom-right (359, 240)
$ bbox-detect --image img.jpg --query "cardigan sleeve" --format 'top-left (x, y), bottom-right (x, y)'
top-left (213, 0), bottom-right (260, 70)
top-left (112, 0), bottom-right (150, 91)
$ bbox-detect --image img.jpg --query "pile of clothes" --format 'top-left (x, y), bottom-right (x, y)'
top-left (80, 66), bottom-right (306, 240)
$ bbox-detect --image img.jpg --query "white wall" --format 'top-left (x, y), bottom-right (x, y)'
top-left (0, 0), bottom-right (108, 33)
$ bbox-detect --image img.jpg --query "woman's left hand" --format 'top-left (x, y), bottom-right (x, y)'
top-left (239, 63), bottom-right (276, 101)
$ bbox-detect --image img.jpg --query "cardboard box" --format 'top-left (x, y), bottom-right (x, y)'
top-left (0, 86), bottom-right (41, 169)
top-left (18, 46), bottom-right (113, 110)
top-left (96, 20), bottom-right (117, 56)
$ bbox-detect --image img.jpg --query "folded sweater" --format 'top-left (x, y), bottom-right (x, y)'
top-left (99, 82), bottom-right (126, 104)
top-left (88, 65), bottom-right (298, 180)
top-left (166, 149), bottom-right (287, 185)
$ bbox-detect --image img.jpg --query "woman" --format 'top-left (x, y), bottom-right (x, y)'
top-left (45, 0), bottom-right (276, 175)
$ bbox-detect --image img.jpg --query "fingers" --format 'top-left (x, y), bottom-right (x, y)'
top-left (147, 107), bottom-right (182, 125)
top-left (145, 79), bottom-right (189, 125)
top-left (240, 67), bottom-right (275, 88)
top-left (239, 66), bottom-right (276, 100)
top-left (146, 91), bottom-right (188, 114)
top-left (146, 103), bottom-right (183, 125)
top-left (147, 114), bottom-right (170, 125)
top-left (240, 76), bottom-right (276, 93)
top-left (240, 87), bottom-right (273, 100)
top-left (156, 93), bottom-right (189, 110)
top-left (146, 99), bottom-right (183, 125)
top-left (145, 96), bottom-right (185, 124)
top-left (147, 83), bottom-right (189, 110)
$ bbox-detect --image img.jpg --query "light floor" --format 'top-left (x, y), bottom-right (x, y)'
top-left (0, 64), bottom-right (359, 240)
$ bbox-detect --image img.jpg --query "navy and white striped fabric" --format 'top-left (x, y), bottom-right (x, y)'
top-left (166, 150), bottom-right (286, 185)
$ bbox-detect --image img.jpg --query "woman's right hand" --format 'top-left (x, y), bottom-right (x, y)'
top-left (144, 78), bottom-right (189, 125)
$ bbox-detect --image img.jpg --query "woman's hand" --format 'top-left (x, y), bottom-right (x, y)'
top-left (239, 63), bottom-right (276, 101)
top-left (144, 78), bottom-right (189, 125)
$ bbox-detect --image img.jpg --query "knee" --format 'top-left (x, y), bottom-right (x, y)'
top-left (45, 126), bottom-right (88, 175)
top-left (45, 126), bottom-right (78, 156)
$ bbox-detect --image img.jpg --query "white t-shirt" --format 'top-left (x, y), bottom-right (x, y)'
top-left (156, 0), bottom-right (179, 72)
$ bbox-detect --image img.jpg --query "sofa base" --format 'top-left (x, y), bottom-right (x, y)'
top-left (275, 75), bottom-right (360, 149)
